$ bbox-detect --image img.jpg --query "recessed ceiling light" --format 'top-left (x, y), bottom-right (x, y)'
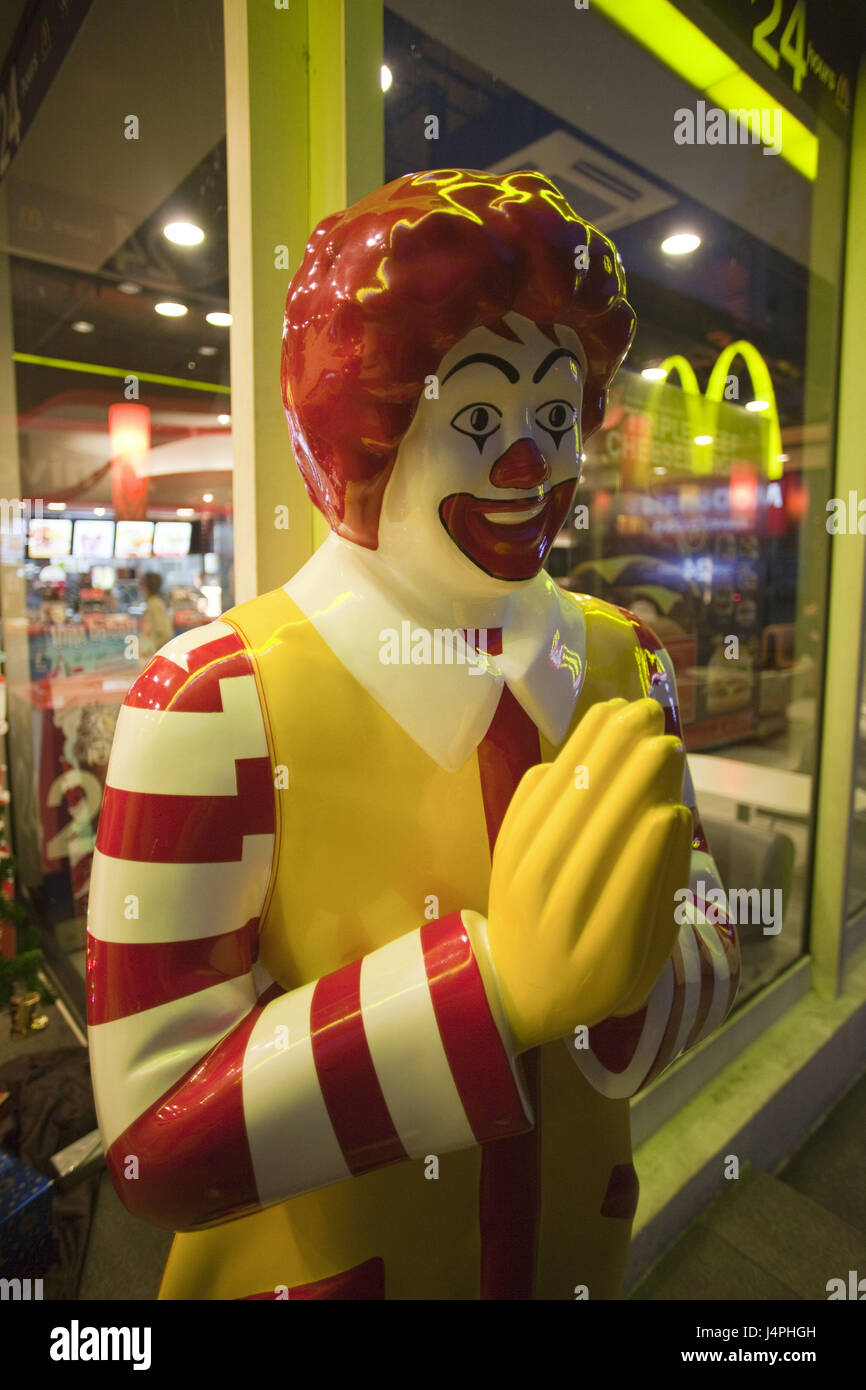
top-left (176, 508), bottom-right (195, 518)
top-left (380, 64), bottom-right (393, 92)
top-left (205, 311), bottom-right (232, 327)
top-left (155, 301), bottom-right (188, 317)
top-left (117, 281), bottom-right (142, 295)
top-left (217, 413), bottom-right (231, 425)
top-left (661, 233), bottom-right (701, 256)
top-left (94, 507), bottom-right (106, 516)
top-left (202, 493), bottom-right (214, 503)
top-left (641, 366), bottom-right (667, 381)
top-left (745, 399), bottom-right (770, 412)
top-left (777, 453), bottom-right (790, 462)
top-left (198, 345), bottom-right (218, 356)
top-left (71, 320), bottom-right (95, 333)
top-left (164, 221), bottom-right (205, 246)
top-left (694, 434), bottom-right (713, 446)
top-left (47, 501), bottom-right (66, 511)
top-left (653, 466), bottom-right (667, 474)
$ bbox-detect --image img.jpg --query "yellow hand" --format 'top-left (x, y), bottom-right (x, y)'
top-left (487, 697), bottom-right (692, 1051)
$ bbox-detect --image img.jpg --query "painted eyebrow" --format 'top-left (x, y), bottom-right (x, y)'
top-left (442, 352), bottom-right (520, 385)
top-left (532, 348), bottom-right (583, 384)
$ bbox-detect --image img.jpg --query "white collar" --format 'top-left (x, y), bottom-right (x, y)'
top-left (284, 533), bottom-right (586, 771)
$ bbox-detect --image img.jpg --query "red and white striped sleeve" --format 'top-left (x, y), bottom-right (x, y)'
top-left (569, 614), bottom-right (740, 1099)
top-left (86, 622), bottom-right (531, 1233)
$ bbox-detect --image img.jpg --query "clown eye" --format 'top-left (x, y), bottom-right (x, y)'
top-left (450, 402), bottom-right (502, 454)
top-left (536, 399), bottom-right (578, 448)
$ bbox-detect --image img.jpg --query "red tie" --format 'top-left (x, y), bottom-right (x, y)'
top-left (473, 630), bottom-right (543, 1300)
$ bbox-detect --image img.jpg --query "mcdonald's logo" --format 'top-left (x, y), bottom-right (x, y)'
top-left (642, 339), bottom-right (783, 480)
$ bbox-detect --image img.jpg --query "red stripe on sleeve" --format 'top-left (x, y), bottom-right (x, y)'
top-left (719, 914), bottom-right (740, 1009)
top-left (125, 633), bottom-right (253, 714)
top-left (642, 944), bottom-right (687, 1087)
top-left (86, 918), bottom-right (259, 1025)
top-left (684, 927), bottom-right (717, 1048)
top-left (310, 959), bottom-right (407, 1176)
top-left (104, 981), bottom-right (282, 1230)
top-left (421, 913), bottom-right (530, 1144)
top-left (662, 705), bottom-right (680, 738)
top-left (95, 756), bottom-right (274, 862)
top-left (586, 1005), bottom-right (649, 1074)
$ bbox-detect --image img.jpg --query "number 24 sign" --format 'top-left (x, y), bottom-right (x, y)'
top-left (752, 0), bottom-right (847, 110)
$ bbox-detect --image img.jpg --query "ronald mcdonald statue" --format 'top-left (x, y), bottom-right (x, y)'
top-left (87, 170), bottom-right (739, 1300)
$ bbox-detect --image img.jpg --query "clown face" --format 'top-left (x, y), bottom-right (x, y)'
top-left (375, 313), bottom-right (585, 609)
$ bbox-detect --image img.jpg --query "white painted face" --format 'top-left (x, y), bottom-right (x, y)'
top-left (374, 313), bottom-right (585, 611)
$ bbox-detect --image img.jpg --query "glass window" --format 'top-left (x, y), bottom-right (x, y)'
top-left (0, 0), bottom-right (230, 1004)
top-left (383, 0), bottom-right (852, 1004)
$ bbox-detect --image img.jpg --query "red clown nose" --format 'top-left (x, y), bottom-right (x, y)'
top-left (489, 438), bottom-right (550, 490)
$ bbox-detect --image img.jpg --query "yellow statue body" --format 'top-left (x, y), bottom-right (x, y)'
top-left (86, 171), bottom-right (739, 1300)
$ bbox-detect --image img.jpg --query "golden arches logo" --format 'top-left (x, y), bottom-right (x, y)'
top-left (645, 340), bottom-right (783, 480)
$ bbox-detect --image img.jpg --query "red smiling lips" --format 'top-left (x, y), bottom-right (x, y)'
top-left (439, 438), bottom-right (577, 581)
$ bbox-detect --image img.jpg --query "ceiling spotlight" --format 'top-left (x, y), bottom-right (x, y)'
top-left (164, 221), bottom-right (205, 246)
top-left (94, 507), bottom-right (106, 516)
top-left (47, 501), bottom-right (67, 511)
top-left (117, 281), bottom-right (142, 295)
top-left (176, 508), bottom-right (195, 518)
top-left (198, 345), bottom-right (218, 356)
top-left (694, 434), bottom-right (713, 446)
top-left (217, 413), bottom-right (231, 425)
top-left (71, 320), bottom-right (95, 333)
top-left (745, 399), bottom-right (770, 412)
top-left (205, 311), bottom-right (232, 327)
top-left (155, 301), bottom-right (188, 317)
top-left (661, 233), bottom-right (701, 256)
top-left (380, 64), bottom-right (393, 92)
top-left (202, 493), bottom-right (214, 504)
top-left (641, 366), bottom-right (667, 381)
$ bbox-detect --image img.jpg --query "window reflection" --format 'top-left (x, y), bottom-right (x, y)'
top-left (0, 0), bottom-right (229, 998)
top-left (384, 1), bottom-right (848, 1002)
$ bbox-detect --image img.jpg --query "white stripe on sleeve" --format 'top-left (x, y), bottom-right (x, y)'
top-left (360, 929), bottom-right (476, 1158)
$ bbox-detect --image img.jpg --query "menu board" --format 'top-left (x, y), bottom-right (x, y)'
top-left (73, 519), bottom-right (115, 560)
top-left (28, 518), bottom-right (72, 558)
top-left (153, 521), bottom-right (192, 559)
top-left (115, 520), bottom-right (154, 559)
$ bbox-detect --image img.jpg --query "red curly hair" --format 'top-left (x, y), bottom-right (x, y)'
top-left (281, 169), bottom-right (635, 548)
